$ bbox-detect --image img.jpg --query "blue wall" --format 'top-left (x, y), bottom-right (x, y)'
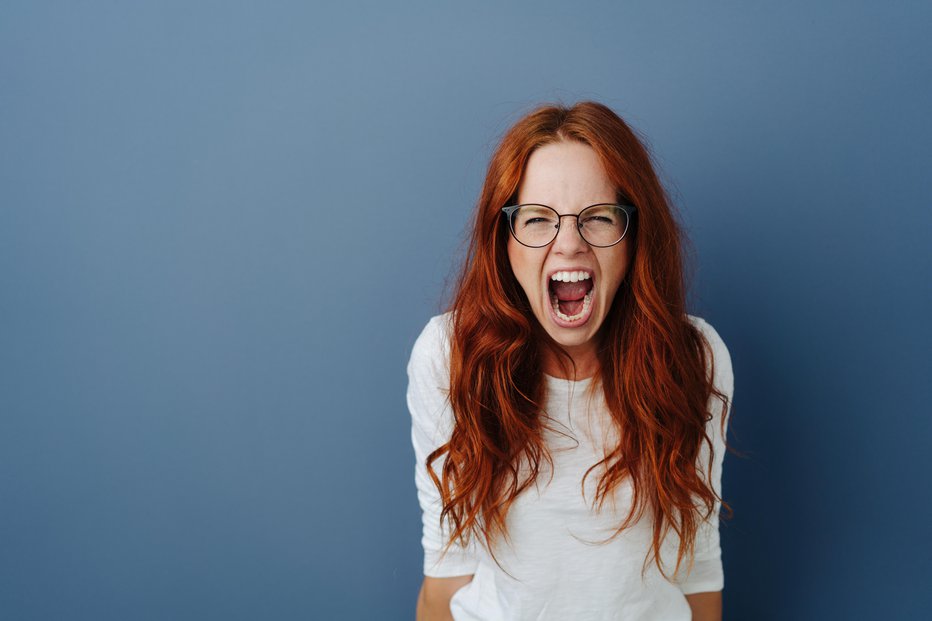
top-left (2, 1), bottom-right (929, 619)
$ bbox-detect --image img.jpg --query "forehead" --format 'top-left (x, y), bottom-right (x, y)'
top-left (517, 140), bottom-right (617, 207)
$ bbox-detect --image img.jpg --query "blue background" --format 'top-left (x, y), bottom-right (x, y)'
top-left (2, 1), bottom-right (930, 619)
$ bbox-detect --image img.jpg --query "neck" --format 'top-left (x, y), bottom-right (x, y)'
top-left (541, 341), bottom-right (600, 380)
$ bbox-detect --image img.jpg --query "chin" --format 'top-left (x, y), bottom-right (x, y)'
top-left (535, 303), bottom-right (604, 351)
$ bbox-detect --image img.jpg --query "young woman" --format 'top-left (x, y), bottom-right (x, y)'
top-left (408, 101), bottom-right (734, 621)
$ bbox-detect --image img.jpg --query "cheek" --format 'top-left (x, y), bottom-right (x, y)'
top-left (507, 240), bottom-right (538, 294)
top-left (600, 247), bottom-right (632, 296)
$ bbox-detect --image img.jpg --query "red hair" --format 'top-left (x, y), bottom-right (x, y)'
top-left (426, 101), bottom-right (733, 581)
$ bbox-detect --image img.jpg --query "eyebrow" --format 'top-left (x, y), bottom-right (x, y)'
top-left (518, 200), bottom-right (631, 208)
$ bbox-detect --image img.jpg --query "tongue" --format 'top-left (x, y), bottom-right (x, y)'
top-left (559, 298), bottom-right (584, 316)
top-left (551, 279), bottom-right (592, 318)
top-left (552, 280), bottom-right (590, 301)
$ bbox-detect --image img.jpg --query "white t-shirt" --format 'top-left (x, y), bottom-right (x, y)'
top-left (408, 312), bottom-right (734, 620)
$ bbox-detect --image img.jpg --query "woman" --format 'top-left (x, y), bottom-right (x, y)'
top-left (408, 101), bottom-right (734, 621)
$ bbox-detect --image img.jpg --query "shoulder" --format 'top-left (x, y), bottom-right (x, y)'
top-left (409, 312), bottom-right (454, 367)
top-left (686, 314), bottom-right (734, 397)
top-left (407, 311), bottom-right (455, 388)
top-left (407, 312), bottom-right (456, 441)
top-left (686, 314), bottom-right (729, 359)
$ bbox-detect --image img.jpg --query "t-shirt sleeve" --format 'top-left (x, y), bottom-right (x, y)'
top-left (673, 317), bottom-right (735, 595)
top-left (407, 314), bottom-right (481, 578)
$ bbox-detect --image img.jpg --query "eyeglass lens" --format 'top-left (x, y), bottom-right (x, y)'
top-left (509, 204), bottom-right (630, 247)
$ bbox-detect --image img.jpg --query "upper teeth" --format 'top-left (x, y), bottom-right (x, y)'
top-left (550, 271), bottom-right (591, 283)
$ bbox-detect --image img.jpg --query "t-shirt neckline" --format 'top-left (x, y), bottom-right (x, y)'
top-left (543, 373), bottom-right (594, 391)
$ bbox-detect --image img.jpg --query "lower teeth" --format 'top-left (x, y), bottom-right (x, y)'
top-left (551, 290), bottom-right (592, 322)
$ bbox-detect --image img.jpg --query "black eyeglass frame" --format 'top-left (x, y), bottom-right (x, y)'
top-left (501, 203), bottom-right (638, 248)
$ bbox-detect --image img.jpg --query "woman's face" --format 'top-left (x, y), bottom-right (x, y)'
top-left (507, 140), bottom-right (633, 361)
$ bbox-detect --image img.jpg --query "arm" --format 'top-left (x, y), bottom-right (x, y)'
top-left (674, 318), bottom-right (734, 600)
top-left (685, 590), bottom-right (722, 621)
top-left (415, 575), bottom-right (474, 621)
top-left (408, 316), bottom-right (480, 615)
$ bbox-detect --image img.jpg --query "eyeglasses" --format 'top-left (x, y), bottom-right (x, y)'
top-left (501, 203), bottom-right (637, 248)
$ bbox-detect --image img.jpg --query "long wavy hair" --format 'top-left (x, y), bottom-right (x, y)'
top-left (426, 101), bottom-right (733, 582)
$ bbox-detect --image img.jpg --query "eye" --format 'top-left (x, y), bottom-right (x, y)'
top-left (516, 207), bottom-right (558, 228)
top-left (582, 215), bottom-right (615, 225)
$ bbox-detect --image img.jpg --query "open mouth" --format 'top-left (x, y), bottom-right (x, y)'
top-left (547, 270), bottom-right (595, 326)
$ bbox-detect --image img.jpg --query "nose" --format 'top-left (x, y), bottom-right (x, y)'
top-left (551, 214), bottom-right (589, 255)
